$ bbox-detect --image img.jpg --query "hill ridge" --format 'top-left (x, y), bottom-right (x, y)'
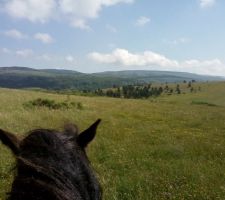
top-left (0, 66), bottom-right (224, 90)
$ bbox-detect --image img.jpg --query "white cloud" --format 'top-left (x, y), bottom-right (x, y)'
top-left (106, 24), bottom-right (117, 33)
top-left (3, 0), bottom-right (134, 29)
top-left (4, 0), bottom-right (56, 23)
top-left (175, 38), bottom-right (191, 44)
top-left (199, 0), bottom-right (216, 8)
top-left (181, 59), bottom-right (224, 75)
top-left (135, 16), bottom-right (151, 27)
top-left (88, 48), bottom-right (225, 76)
top-left (59, 0), bottom-right (133, 18)
top-left (60, 0), bottom-right (133, 30)
top-left (16, 49), bottom-right (33, 57)
top-left (38, 54), bottom-right (52, 61)
top-left (70, 19), bottom-right (91, 30)
top-left (89, 48), bottom-right (178, 67)
top-left (65, 55), bottom-right (75, 62)
top-left (34, 33), bottom-right (54, 44)
top-left (163, 37), bottom-right (191, 45)
top-left (1, 48), bottom-right (11, 54)
top-left (3, 29), bottom-right (27, 39)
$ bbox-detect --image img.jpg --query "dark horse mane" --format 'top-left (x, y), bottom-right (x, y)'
top-left (0, 119), bottom-right (102, 200)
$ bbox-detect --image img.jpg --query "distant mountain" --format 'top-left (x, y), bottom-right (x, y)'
top-left (0, 67), bottom-right (224, 90)
top-left (94, 70), bottom-right (224, 82)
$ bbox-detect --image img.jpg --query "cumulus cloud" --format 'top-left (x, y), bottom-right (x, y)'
top-left (1, 48), bottom-right (11, 54)
top-left (3, 29), bottom-right (28, 39)
top-left (181, 59), bottom-right (224, 75)
top-left (59, 0), bottom-right (134, 30)
top-left (16, 49), bottom-right (33, 57)
top-left (65, 55), bottom-right (75, 62)
top-left (199, 0), bottom-right (216, 8)
top-left (70, 19), bottom-right (91, 30)
top-left (89, 48), bottom-right (179, 67)
top-left (34, 33), bottom-right (54, 44)
top-left (59, 0), bottom-right (133, 18)
top-left (88, 48), bottom-right (225, 76)
top-left (4, 0), bottom-right (56, 23)
top-left (135, 16), bottom-right (151, 27)
top-left (3, 0), bottom-right (134, 29)
top-left (106, 24), bottom-right (117, 33)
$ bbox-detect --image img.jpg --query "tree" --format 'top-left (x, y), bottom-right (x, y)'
top-left (95, 89), bottom-right (103, 96)
top-left (187, 81), bottom-right (192, 88)
top-left (164, 85), bottom-right (169, 92)
top-left (176, 84), bottom-right (181, 94)
top-left (106, 89), bottom-right (114, 97)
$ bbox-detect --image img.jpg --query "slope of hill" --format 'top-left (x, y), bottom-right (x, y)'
top-left (0, 67), bottom-right (224, 90)
top-left (94, 70), bottom-right (224, 82)
top-left (0, 82), bottom-right (225, 199)
top-left (0, 67), bottom-right (129, 90)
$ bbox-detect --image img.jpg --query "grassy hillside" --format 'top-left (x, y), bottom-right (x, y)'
top-left (0, 82), bottom-right (225, 199)
top-left (0, 67), bottom-right (133, 90)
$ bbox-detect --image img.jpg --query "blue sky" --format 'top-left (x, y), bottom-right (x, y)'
top-left (0, 0), bottom-right (225, 76)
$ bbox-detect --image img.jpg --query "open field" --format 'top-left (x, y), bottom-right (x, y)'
top-left (0, 82), bottom-right (225, 200)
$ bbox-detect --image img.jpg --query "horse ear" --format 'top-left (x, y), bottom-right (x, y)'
top-left (0, 129), bottom-right (20, 155)
top-left (77, 119), bottom-right (101, 148)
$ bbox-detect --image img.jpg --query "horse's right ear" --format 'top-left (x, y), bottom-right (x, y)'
top-left (0, 129), bottom-right (20, 155)
top-left (77, 119), bottom-right (101, 148)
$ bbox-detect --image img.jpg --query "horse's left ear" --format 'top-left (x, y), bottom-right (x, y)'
top-left (0, 129), bottom-right (20, 155)
top-left (77, 119), bottom-right (101, 148)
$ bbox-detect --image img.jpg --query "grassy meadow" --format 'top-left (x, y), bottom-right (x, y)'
top-left (0, 82), bottom-right (225, 200)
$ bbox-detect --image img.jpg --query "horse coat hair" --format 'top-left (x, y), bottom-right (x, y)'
top-left (0, 119), bottom-right (102, 200)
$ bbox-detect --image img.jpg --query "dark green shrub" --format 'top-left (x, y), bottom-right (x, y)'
top-left (77, 102), bottom-right (83, 110)
top-left (191, 100), bottom-right (218, 107)
top-left (23, 98), bottom-right (84, 110)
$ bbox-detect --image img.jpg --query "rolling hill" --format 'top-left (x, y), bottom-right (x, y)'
top-left (0, 66), bottom-right (224, 90)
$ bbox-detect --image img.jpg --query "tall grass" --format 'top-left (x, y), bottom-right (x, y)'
top-left (0, 82), bottom-right (225, 200)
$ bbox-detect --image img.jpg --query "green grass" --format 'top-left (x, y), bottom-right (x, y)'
top-left (0, 82), bottom-right (225, 200)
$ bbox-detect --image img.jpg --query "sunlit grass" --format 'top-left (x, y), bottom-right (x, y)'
top-left (0, 82), bottom-right (225, 199)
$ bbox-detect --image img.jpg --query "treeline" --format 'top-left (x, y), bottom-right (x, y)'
top-left (31, 80), bottom-right (200, 99)
top-left (93, 80), bottom-right (199, 99)
top-left (0, 73), bottom-right (134, 91)
top-left (94, 84), bottom-right (165, 99)
top-left (94, 84), bottom-right (163, 98)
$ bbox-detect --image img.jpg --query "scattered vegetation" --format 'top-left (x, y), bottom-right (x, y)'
top-left (23, 98), bottom-right (84, 110)
top-left (0, 81), bottom-right (225, 200)
top-left (93, 80), bottom-right (200, 99)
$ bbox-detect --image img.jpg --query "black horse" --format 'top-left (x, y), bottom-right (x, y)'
top-left (0, 119), bottom-right (102, 200)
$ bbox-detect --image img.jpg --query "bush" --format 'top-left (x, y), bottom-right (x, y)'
top-left (191, 100), bottom-right (218, 107)
top-left (77, 102), bottom-right (83, 110)
top-left (23, 98), bottom-right (84, 110)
